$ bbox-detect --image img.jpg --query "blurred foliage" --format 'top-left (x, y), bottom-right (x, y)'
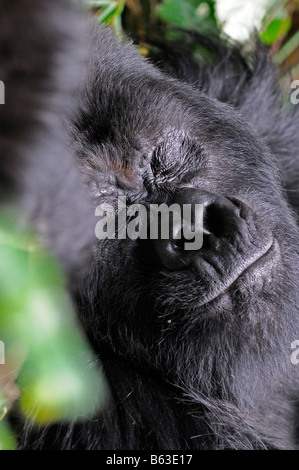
top-left (86, 0), bottom-right (126, 33)
top-left (157, 0), bottom-right (217, 30)
top-left (85, 0), bottom-right (299, 77)
top-left (260, 1), bottom-right (294, 53)
top-left (0, 210), bottom-right (108, 449)
top-left (260, 9), bottom-right (291, 46)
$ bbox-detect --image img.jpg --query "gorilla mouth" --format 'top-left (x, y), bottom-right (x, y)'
top-left (195, 237), bottom-right (278, 307)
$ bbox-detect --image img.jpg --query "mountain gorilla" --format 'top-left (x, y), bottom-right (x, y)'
top-left (1, 0), bottom-right (299, 450)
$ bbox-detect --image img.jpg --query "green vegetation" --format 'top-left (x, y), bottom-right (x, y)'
top-left (0, 212), bottom-right (108, 449)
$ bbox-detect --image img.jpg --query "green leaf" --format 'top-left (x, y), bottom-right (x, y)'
top-left (0, 419), bottom-right (16, 450)
top-left (260, 17), bottom-right (291, 45)
top-left (18, 345), bottom-right (108, 425)
top-left (0, 210), bottom-right (109, 429)
top-left (157, 0), bottom-right (216, 29)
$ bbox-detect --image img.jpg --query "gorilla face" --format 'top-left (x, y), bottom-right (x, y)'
top-left (70, 27), bottom-right (299, 412)
top-left (3, 0), bottom-right (299, 450)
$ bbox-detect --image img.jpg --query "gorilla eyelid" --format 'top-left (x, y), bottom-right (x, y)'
top-left (150, 146), bottom-right (170, 179)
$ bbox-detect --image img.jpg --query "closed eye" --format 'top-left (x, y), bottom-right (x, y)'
top-left (151, 147), bottom-right (169, 180)
top-left (149, 133), bottom-right (207, 185)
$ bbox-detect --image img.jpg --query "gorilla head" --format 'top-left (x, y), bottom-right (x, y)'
top-left (3, 1), bottom-right (299, 449)
top-left (62, 27), bottom-right (299, 449)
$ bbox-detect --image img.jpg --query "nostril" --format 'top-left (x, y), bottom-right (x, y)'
top-left (153, 238), bottom-right (192, 270)
top-left (171, 234), bottom-right (198, 252)
top-left (204, 203), bottom-right (227, 238)
top-left (203, 200), bottom-right (241, 240)
top-left (171, 227), bottom-right (196, 252)
top-left (171, 238), bottom-right (185, 251)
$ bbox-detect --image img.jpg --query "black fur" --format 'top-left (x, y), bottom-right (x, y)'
top-left (1, 1), bottom-right (299, 450)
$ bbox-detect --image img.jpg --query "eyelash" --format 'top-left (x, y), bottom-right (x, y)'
top-left (150, 148), bottom-right (169, 179)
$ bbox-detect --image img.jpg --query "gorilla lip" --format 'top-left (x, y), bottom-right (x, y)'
top-left (194, 237), bottom-right (277, 307)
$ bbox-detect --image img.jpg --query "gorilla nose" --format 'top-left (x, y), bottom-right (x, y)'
top-left (152, 188), bottom-right (242, 270)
